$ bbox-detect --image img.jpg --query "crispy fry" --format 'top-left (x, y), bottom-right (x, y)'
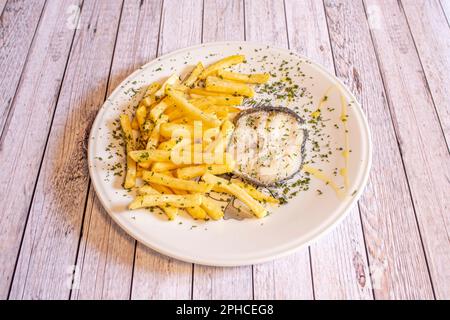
top-left (217, 69), bottom-right (270, 84)
top-left (137, 185), bottom-right (178, 220)
top-left (190, 96), bottom-right (243, 107)
top-left (183, 62), bottom-right (204, 87)
top-left (189, 88), bottom-right (237, 98)
top-left (140, 82), bottom-right (161, 107)
top-left (129, 194), bottom-right (202, 209)
top-left (230, 179), bottom-right (279, 204)
top-left (200, 196), bottom-right (224, 220)
top-left (166, 86), bottom-right (222, 127)
top-left (159, 172), bottom-right (208, 220)
top-left (205, 76), bottom-right (254, 97)
top-left (143, 171), bottom-right (213, 193)
top-left (120, 115), bottom-right (137, 188)
top-left (176, 163), bottom-right (234, 180)
top-left (129, 149), bottom-right (172, 163)
top-left (160, 123), bottom-right (193, 139)
top-left (131, 116), bottom-right (139, 130)
top-left (154, 73), bottom-right (180, 99)
top-left (201, 173), bottom-right (267, 218)
top-left (199, 55), bottom-right (245, 79)
top-left (205, 120), bottom-right (234, 154)
top-left (151, 162), bottom-right (185, 172)
top-left (147, 115), bottom-right (168, 149)
top-left (149, 97), bottom-right (174, 122)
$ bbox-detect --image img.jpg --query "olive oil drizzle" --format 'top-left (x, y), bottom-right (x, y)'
top-left (339, 89), bottom-right (350, 190)
top-left (304, 85), bottom-right (350, 197)
top-left (302, 165), bottom-right (344, 198)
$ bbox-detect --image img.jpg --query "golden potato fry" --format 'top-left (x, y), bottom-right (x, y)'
top-left (160, 123), bottom-right (193, 139)
top-left (159, 171), bottom-right (208, 220)
top-left (149, 97), bottom-right (174, 122)
top-left (137, 185), bottom-right (178, 220)
top-left (201, 173), bottom-right (267, 218)
top-left (199, 55), bottom-right (245, 79)
top-left (176, 163), bottom-right (234, 180)
top-left (147, 115), bottom-right (168, 150)
top-left (205, 76), bottom-right (254, 97)
top-left (166, 86), bottom-right (222, 127)
top-left (143, 171), bottom-right (213, 193)
top-left (189, 88), bottom-right (237, 99)
top-left (151, 162), bottom-right (185, 172)
top-left (200, 196), bottom-right (224, 220)
top-left (129, 194), bottom-right (203, 209)
top-left (129, 149), bottom-right (172, 163)
top-left (183, 62), bottom-right (204, 87)
top-left (217, 69), bottom-right (270, 84)
top-left (154, 73), bottom-right (180, 99)
top-left (131, 116), bottom-right (139, 130)
top-left (120, 115), bottom-right (137, 188)
top-left (230, 179), bottom-right (279, 204)
top-left (190, 96), bottom-right (243, 107)
top-left (204, 120), bottom-right (234, 154)
top-left (140, 82), bottom-right (162, 107)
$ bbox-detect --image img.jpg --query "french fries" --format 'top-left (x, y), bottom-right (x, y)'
top-left (230, 179), bottom-right (279, 204)
top-left (183, 62), bottom-right (204, 87)
top-left (137, 185), bottom-right (179, 220)
top-left (129, 194), bottom-right (202, 209)
top-left (205, 76), bottom-right (254, 97)
top-left (176, 163), bottom-right (234, 180)
top-left (160, 171), bottom-right (208, 220)
top-left (217, 69), bottom-right (270, 84)
top-left (120, 115), bottom-right (137, 188)
top-left (166, 86), bottom-right (222, 127)
top-left (117, 54), bottom-right (277, 221)
top-left (143, 171), bottom-right (213, 193)
top-left (200, 196), bottom-right (224, 220)
top-left (202, 173), bottom-right (267, 218)
top-left (199, 55), bottom-right (245, 79)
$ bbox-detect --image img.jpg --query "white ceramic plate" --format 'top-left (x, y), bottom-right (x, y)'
top-left (88, 42), bottom-right (371, 266)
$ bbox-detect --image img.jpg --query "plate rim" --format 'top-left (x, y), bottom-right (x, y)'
top-left (88, 41), bottom-right (373, 267)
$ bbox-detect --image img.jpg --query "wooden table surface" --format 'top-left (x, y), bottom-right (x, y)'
top-left (0, 0), bottom-right (449, 300)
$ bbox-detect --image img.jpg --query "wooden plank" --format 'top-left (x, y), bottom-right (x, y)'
top-left (245, 0), bottom-right (313, 300)
top-left (0, 0), bottom-right (81, 300)
top-left (72, 0), bottom-right (163, 300)
top-left (193, 0), bottom-right (252, 300)
top-left (285, 0), bottom-right (373, 300)
top-left (324, 0), bottom-right (435, 299)
top-left (440, 0), bottom-right (450, 23)
top-left (0, 0), bottom-right (46, 134)
top-left (401, 0), bottom-right (450, 143)
top-left (0, 0), bottom-right (8, 15)
top-left (202, 0), bottom-right (244, 42)
top-left (363, 0), bottom-right (450, 299)
top-left (8, 0), bottom-right (124, 299)
top-left (130, 0), bottom-right (203, 300)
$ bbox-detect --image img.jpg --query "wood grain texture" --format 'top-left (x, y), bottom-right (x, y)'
top-left (202, 0), bottom-right (244, 42)
top-left (245, 0), bottom-right (313, 300)
top-left (324, 0), bottom-right (434, 299)
top-left (193, 0), bottom-right (253, 300)
top-left (401, 0), bottom-right (450, 143)
top-left (9, 0), bottom-right (124, 299)
top-left (440, 0), bottom-right (450, 22)
top-left (364, 0), bottom-right (450, 299)
top-left (285, 0), bottom-right (373, 300)
top-left (0, 0), bottom-right (46, 134)
top-left (0, 0), bottom-right (8, 15)
top-left (0, 0), bottom-right (81, 299)
top-left (72, 0), bottom-right (163, 301)
top-left (130, 0), bottom-right (203, 299)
